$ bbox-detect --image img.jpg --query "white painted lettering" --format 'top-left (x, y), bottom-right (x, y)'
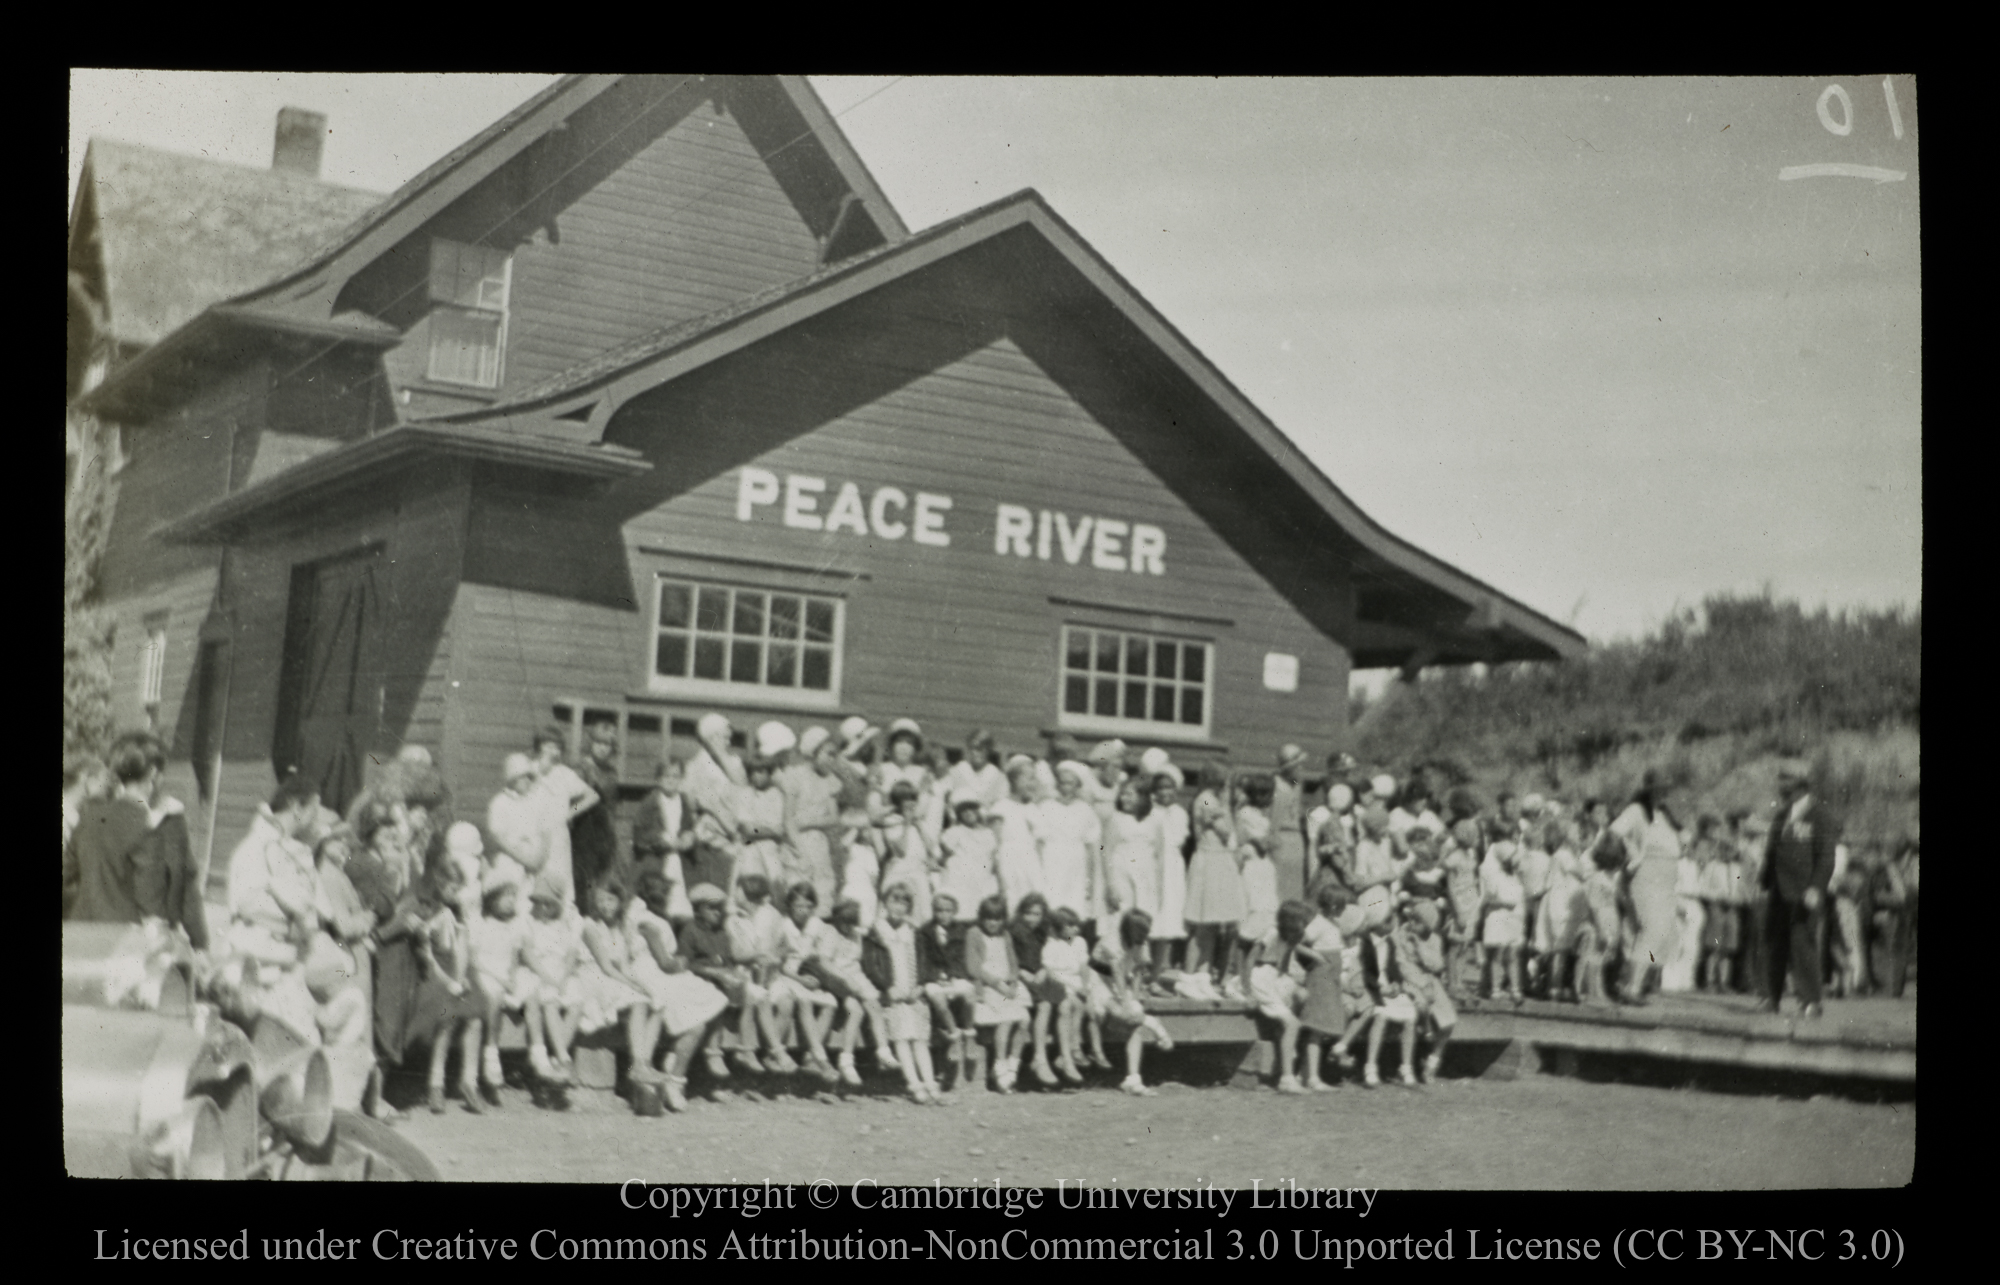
top-left (1817, 83), bottom-right (1854, 136)
top-left (1130, 523), bottom-right (1167, 575)
top-left (870, 486), bottom-right (909, 541)
top-left (995, 504), bottom-right (1034, 557)
top-left (824, 481), bottom-right (869, 536)
top-left (737, 467), bottom-right (780, 521)
top-left (1091, 518), bottom-right (1129, 572)
top-left (1054, 512), bottom-right (1094, 565)
top-left (1037, 510), bottom-right (1053, 561)
top-left (913, 492), bottom-right (953, 547)
top-left (783, 475), bottom-right (826, 530)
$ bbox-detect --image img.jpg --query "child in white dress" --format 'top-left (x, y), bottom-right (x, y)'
top-left (1042, 906), bottom-right (1107, 1077)
top-left (1149, 770), bottom-right (1190, 971)
top-left (520, 874), bottom-right (583, 1084)
top-left (990, 763), bottom-right (1045, 912)
top-left (879, 781), bottom-right (935, 929)
top-left (938, 796), bottom-right (1000, 919)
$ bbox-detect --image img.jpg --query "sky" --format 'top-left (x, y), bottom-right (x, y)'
top-left (67, 72), bottom-right (1921, 652)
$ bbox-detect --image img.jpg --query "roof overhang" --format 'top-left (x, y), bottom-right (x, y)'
top-left (437, 192), bottom-right (1586, 667)
top-left (76, 305), bottom-right (402, 423)
top-left (154, 422), bottom-right (650, 544)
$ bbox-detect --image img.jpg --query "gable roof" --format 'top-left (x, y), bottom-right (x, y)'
top-left (431, 190), bottom-right (1587, 666)
top-left (68, 138), bottom-right (386, 350)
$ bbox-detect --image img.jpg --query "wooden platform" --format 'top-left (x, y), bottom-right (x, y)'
top-left (484, 990), bottom-right (1916, 1087)
top-left (1142, 991), bottom-right (1916, 1085)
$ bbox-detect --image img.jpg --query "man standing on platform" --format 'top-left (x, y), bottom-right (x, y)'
top-left (1271, 745), bottom-right (1309, 902)
top-left (1760, 760), bottom-right (1840, 1019)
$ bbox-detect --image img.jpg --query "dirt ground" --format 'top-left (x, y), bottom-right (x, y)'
top-left (389, 1059), bottom-right (1914, 1190)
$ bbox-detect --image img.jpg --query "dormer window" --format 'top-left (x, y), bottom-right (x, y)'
top-left (426, 239), bottom-right (511, 389)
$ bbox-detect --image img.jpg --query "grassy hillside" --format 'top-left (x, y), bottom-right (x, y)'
top-left (1350, 593), bottom-right (1921, 846)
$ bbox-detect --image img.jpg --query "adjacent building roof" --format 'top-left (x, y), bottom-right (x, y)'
top-left (69, 138), bottom-right (385, 350)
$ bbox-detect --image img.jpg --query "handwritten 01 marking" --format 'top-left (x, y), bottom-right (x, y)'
top-left (1778, 163), bottom-right (1907, 184)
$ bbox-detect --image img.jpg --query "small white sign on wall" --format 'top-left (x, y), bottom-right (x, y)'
top-left (1263, 651), bottom-right (1299, 693)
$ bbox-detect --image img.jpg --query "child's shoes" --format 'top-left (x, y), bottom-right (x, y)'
top-left (663, 1075), bottom-right (689, 1113)
top-left (482, 1045), bottom-right (504, 1087)
top-left (1362, 1062), bottom-right (1381, 1089)
top-left (427, 1084), bottom-right (446, 1114)
top-left (765, 1048), bottom-right (800, 1075)
top-left (1277, 1075), bottom-right (1307, 1095)
top-left (1058, 1058), bottom-right (1084, 1084)
top-left (704, 1049), bottom-right (731, 1079)
top-left (1119, 1075), bottom-right (1157, 1097)
top-left (837, 1053), bottom-right (863, 1087)
top-left (731, 1049), bottom-right (767, 1074)
top-left (1031, 1060), bottom-right (1059, 1086)
top-left (1308, 1078), bottom-right (1338, 1093)
top-left (1422, 1052), bottom-right (1444, 1083)
top-left (1397, 1064), bottom-right (1420, 1088)
top-left (459, 1077), bottom-right (485, 1114)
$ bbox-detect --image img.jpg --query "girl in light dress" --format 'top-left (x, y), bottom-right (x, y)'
top-left (1181, 765), bottom-right (1246, 983)
top-left (1533, 819), bottom-right (1590, 1002)
top-left (815, 899), bottom-right (891, 1085)
top-left (467, 877), bottom-right (534, 1100)
top-left (1043, 905), bottom-right (1110, 1077)
top-left (1096, 909), bottom-right (1176, 1096)
top-left (403, 861), bottom-right (489, 1115)
top-left (938, 796), bottom-right (1000, 920)
top-left (734, 755), bottom-right (791, 907)
top-left (1009, 892), bottom-right (1066, 1086)
top-left (871, 720), bottom-right (933, 825)
top-left (520, 874), bottom-right (583, 1084)
top-left (1104, 778), bottom-right (1161, 938)
top-left (773, 882), bottom-right (844, 1083)
top-left (879, 781), bottom-right (936, 929)
top-left (966, 893), bottom-right (1030, 1092)
top-left (1149, 770), bottom-right (1190, 971)
top-left (571, 876), bottom-right (654, 1082)
top-left (1480, 833), bottom-right (1528, 1002)
top-left (864, 884), bottom-right (944, 1104)
top-left (1036, 761), bottom-right (1103, 923)
top-left (1232, 774), bottom-right (1280, 1002)
top-left (990, 763), bottom-right (1045, 912)
top-left (627, 870), bottom-right (729, 1111)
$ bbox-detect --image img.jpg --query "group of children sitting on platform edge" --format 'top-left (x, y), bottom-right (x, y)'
top-left (62, 713), bottom-right (1916, 1120)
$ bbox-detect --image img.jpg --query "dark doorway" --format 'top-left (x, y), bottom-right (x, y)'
top-left (272, 545), bottom-right (386, 813)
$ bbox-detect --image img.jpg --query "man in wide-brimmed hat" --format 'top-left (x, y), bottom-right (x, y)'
top-left (1759, 760), bottom-right (1840, 1017)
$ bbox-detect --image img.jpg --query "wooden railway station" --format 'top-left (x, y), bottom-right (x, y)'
top-left (70, 75), bottom-right (1585, 864)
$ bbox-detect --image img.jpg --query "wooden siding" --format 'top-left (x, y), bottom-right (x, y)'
top-left (457, 320), bottom-right (1353, 776)
top-left (98, 361), bottom-right (266, 600)
top-left (210, 466), bottom-right (471, 787)
top-left (378, 96), bottom-right (823, 414)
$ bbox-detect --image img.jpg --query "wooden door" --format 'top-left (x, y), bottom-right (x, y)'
top-left (272, 546), bottom-right (385, 813)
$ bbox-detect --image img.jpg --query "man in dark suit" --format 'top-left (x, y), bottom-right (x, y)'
top-left (1760, 760), bottom-right (1839, 1018)
top-left (62, 731), bottom-right (209, 948)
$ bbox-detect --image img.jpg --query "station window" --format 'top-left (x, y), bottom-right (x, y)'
top-left (1058, 625), bottom-right (1210, 739)
top-left (139, 613), bottom-right (168, 716)
top-left (425, 239), bottom-right (510, 389)
top-left (648, 578), bottom-right (843, 709)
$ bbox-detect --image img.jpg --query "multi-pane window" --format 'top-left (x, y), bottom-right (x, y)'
top-left (1060, 626), bottom-right (1209, 734)
top-left (140, 620), bottom-right (168, 708)
top-left (652, 579), bottom-right (841, 699)
top-left (426, 239), bottom-right (510, 388)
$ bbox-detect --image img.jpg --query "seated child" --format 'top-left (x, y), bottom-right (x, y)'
top-left (467, 876), bottom-right (534, 1100)
top-left (402, 861), bottom-right (489, 1114)
top-left (1297, 886), bottom-right (1349, 1088)
top-left (811, 898), bottom-right (889, 1085)
top-left (966, 894), bottom-right (1031, 1092)
top-left (626, 870), bottom-right (728, 1110)
top-left (1042, 906), bottom-right (1107, 1077)
top-left (572, 876), bottom-right (654, 1093)
top-left (1240, 899), bottom-right (1316, 1093)
top-left (1398, 899), bottom-right (1457, 1082)
top-left (520, 873), bottom-right (583, 1084)
top-left (1357, 903), bottom-right (1423, 1089)
top-left (677, 883), bottom-right (764, 1079)
top-left (773, 882), bottom-right (842, 1082)
top-left (1094, 909), bottom-right (1176, 1095)
top-left (863, 884), bottom-right (943, 1103)
top-left (1009, 893), bottom-right (1066, 1086)
top-left (916, 891), bottom-right (979, 1086)
top-left (723, 873), bottom-right (797, 1073)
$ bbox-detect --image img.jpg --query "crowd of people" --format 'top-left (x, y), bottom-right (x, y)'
top-left (61, 714), bottom-right (1917, 1121)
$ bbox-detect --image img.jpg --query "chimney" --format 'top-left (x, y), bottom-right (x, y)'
top-left (272, 107), bottom-right (326, 178)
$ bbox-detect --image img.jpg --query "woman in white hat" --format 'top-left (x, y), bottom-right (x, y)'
top-left (1039, 760), bottom-right (1104, 923)
top-left (871, 718), bottom-right (932, 820)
